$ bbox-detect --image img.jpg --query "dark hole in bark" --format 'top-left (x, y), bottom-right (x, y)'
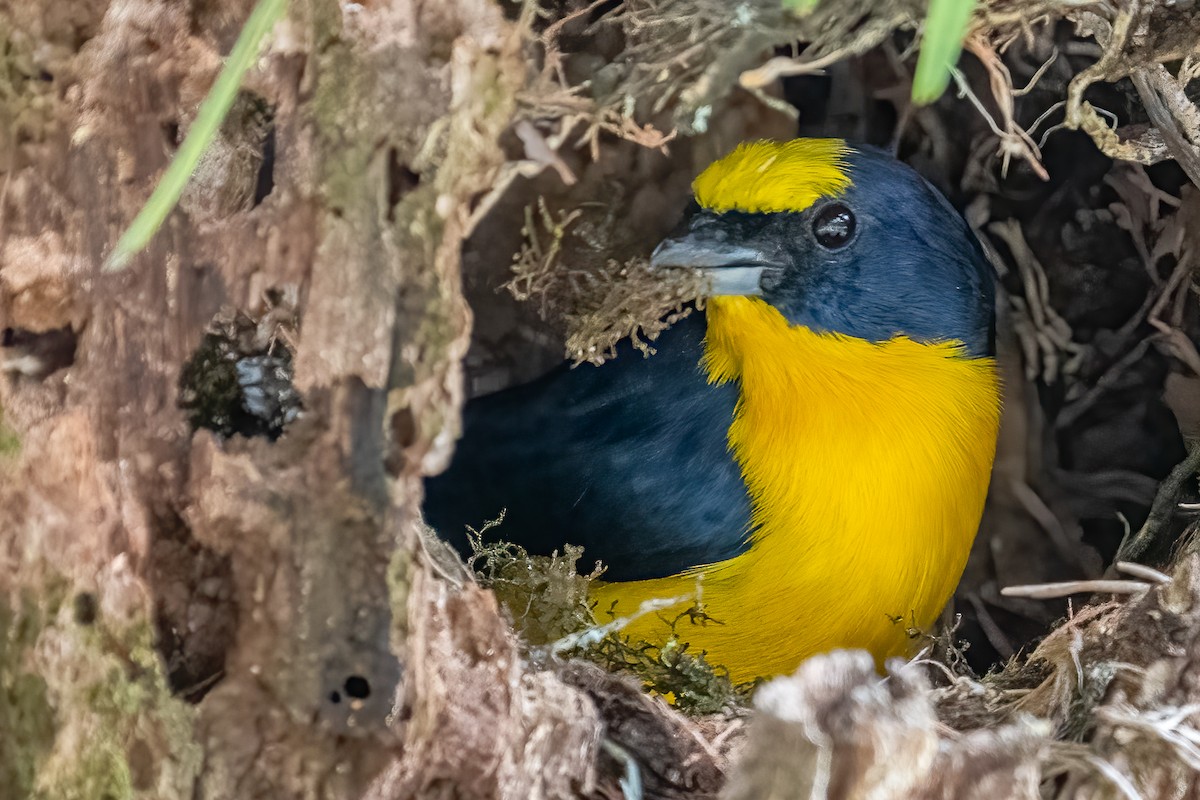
top-left (253, 118), bottom-right (276, 206)
top-left (73, 592), bottom-right (97, 626)
top-left (344, 675), bottom-right (371, 699)
top-left (385, 147), bottom-right (420, 222)
top-left (162, 119), bottom-right (180, 148)
top-left (1, 326), bottom-right (77, 379)
top-left (329, 691), bottom-right (342, 705)
top-left (385, 405), bottom-right (417, 476)
top-left (149, 507), bottom-right (238, 704)
top-left (178, 313), bottom-right (301, 440)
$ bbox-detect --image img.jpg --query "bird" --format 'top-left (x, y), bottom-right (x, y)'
top-left (423, 138), bottom-right (1001, 683)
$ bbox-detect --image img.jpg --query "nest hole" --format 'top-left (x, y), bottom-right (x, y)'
top-left (385, 147), bottom-right (420, 222)
top-left (178, 308), bottom-right (301, 440)
top-left (1, 326), bottom-right (77, 380)
top-left (147, 506), bottom-right (238, 703)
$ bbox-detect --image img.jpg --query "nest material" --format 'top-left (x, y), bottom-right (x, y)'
top-left (506, 199), bottom-right (708, 364)
top-left (507, 0), bottom-right (1200, 370)
top-left (728, 547), bottom-right (1200, 799)
top-left (465, 523), bottom-right (1200, 797)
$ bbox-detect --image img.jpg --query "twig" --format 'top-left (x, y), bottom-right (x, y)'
top-left (549, 595), bottom-right (691, 656)
top-left (602, 739), bottom-right (645, 800)
top-left (1056, 338), bottom-right (1152, 431)
top-left (1115, 447), bottom-right (1200, 563)
top-left (965, 591), bottom-right (1014, 658)
top-left (956, 35), bottom-right (1049, 179)
top-left (1001, 580), bottom-right (1153, 599)
top-left (1131, 68), bottom-right (1200, 189)
top-left (1113, 561), bottom-right (1172, 584)
top-left (1084, 753), bottom-right (1145, 800)
top-left (1009, 480), bottom-right (1092, 573)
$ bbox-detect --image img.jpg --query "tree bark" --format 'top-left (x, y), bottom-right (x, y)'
top-left (0, 1), bottom-right (603, 797)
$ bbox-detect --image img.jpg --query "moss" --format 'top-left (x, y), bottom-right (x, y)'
top-left (467, 523), bottom-right (745, 714)
top-left (0, 573), bottom-right (200, 800)
top-left (0, 404), bottom-right (19, 457)
top-left (39, 615), bottom-right (200, 800)
top-left (0, 594), bottom-right (56, 800)
top-left (311, 44), bottom-right (378, 213)
top-left (0, 423), bottom-right (20, 457)
top-left (589, 631), bottom-right (744, 715)
top-left (470, 521), bottom-right (602, 645)
top-left (47, 743), bottom-right (133, 800)
top-left (387, 544), bottom-right (413, 650)
top-left (177, 312), bottom-right (301, 440)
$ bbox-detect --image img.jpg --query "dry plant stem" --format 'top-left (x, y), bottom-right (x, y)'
top-left (1065, 4), bottom-right (1131, 120)
top-left (1058, 0), bottom-right (1200, 175)
top-left (1131, 69), bottom-right (1200, 189)
top-left (1113, 561), bottom-right (1172, 584)
top-left (737, 5), bottom-right (912, 91)
top-left (958, 35), bottom-right (1049, 179)
top-left (987, 219), bottom-right (1084, 383)
top-left (1115, 447), bottom-right (1200, 564)
top-left (1001, 580), bottom-right (1153, 599)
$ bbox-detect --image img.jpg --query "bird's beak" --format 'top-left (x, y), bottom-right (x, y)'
top-left (649, 216), bottom-right (775, 297)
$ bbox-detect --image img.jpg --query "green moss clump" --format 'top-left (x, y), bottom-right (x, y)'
top-left (0, 594), bottom-right (57, 799)
top-left (466, 520), bottom-right (745, 714)
top-left (468, 517), bottom-right (602, 646)
top-left (505, 199), bottom-right (707, 366)
top-left (0, 408), bottom-right (19, 457)
top-left (0, 577), bottom-right (200, 800)
top-left (588, 631), bottom-right (744, 715)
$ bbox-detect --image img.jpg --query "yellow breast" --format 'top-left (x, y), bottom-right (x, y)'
top-left (591, 296), bottom-right (1001, 683)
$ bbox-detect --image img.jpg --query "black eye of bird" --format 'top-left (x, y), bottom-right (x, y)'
top-left (812, 203), bottom-right (856, 250)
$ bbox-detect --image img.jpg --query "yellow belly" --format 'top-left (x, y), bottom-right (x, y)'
top-left (592, 297), bottom-right (1001, 684)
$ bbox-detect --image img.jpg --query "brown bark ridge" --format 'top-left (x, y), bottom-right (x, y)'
top-left (0, 0), bottom-right (601, 797)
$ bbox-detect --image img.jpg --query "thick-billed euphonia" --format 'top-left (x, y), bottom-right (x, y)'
top-left (424, 138), bottom-right (1001, 683)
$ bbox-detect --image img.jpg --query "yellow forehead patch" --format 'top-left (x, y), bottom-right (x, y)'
top-left (693, 138), bottom-right (853, 214)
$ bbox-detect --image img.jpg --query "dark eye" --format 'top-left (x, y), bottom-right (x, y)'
top-left (812, 203), bottom-right (856, 250)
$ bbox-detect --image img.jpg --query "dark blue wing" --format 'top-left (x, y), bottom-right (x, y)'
top-left (422, 312), bottom-right (753, 581)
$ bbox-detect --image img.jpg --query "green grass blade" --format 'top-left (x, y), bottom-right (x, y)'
top-left (912, 0), bottom-right (976, 105)
top-left (105, 0), bottom-right (288, 272)
top-left (782, 0), bottom-right (821, 13)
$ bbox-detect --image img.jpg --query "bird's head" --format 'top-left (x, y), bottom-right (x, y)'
top-left (652, 139), bottom-right (994, 357)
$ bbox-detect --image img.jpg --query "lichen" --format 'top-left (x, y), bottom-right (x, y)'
top-left (0, 409), bottom-right (19, 457)
top-left (0, 593), bottom-right (56, 799)
top-left (0, 572), bottom-right (200, 800)
top-left (466, 521), bottom-right (744, 714)
top-left (469, 528), bottom-right (602, 646)
top-left (177, 307), bottom-right (301, 441)
top-left (587, 631), bottom-right (744, 715)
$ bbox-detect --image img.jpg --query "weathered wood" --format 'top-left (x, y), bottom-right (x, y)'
top-left (0, 1), bottom-right (604, 797)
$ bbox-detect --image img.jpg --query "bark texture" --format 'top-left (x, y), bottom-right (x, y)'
top-left (0, 1), bottom-right (602, 797)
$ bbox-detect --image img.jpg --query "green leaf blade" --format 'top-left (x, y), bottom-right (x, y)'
top-left (105, 0), bottom-right (289, 272)
top-left (912, 0), bottom-right (976, 105)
